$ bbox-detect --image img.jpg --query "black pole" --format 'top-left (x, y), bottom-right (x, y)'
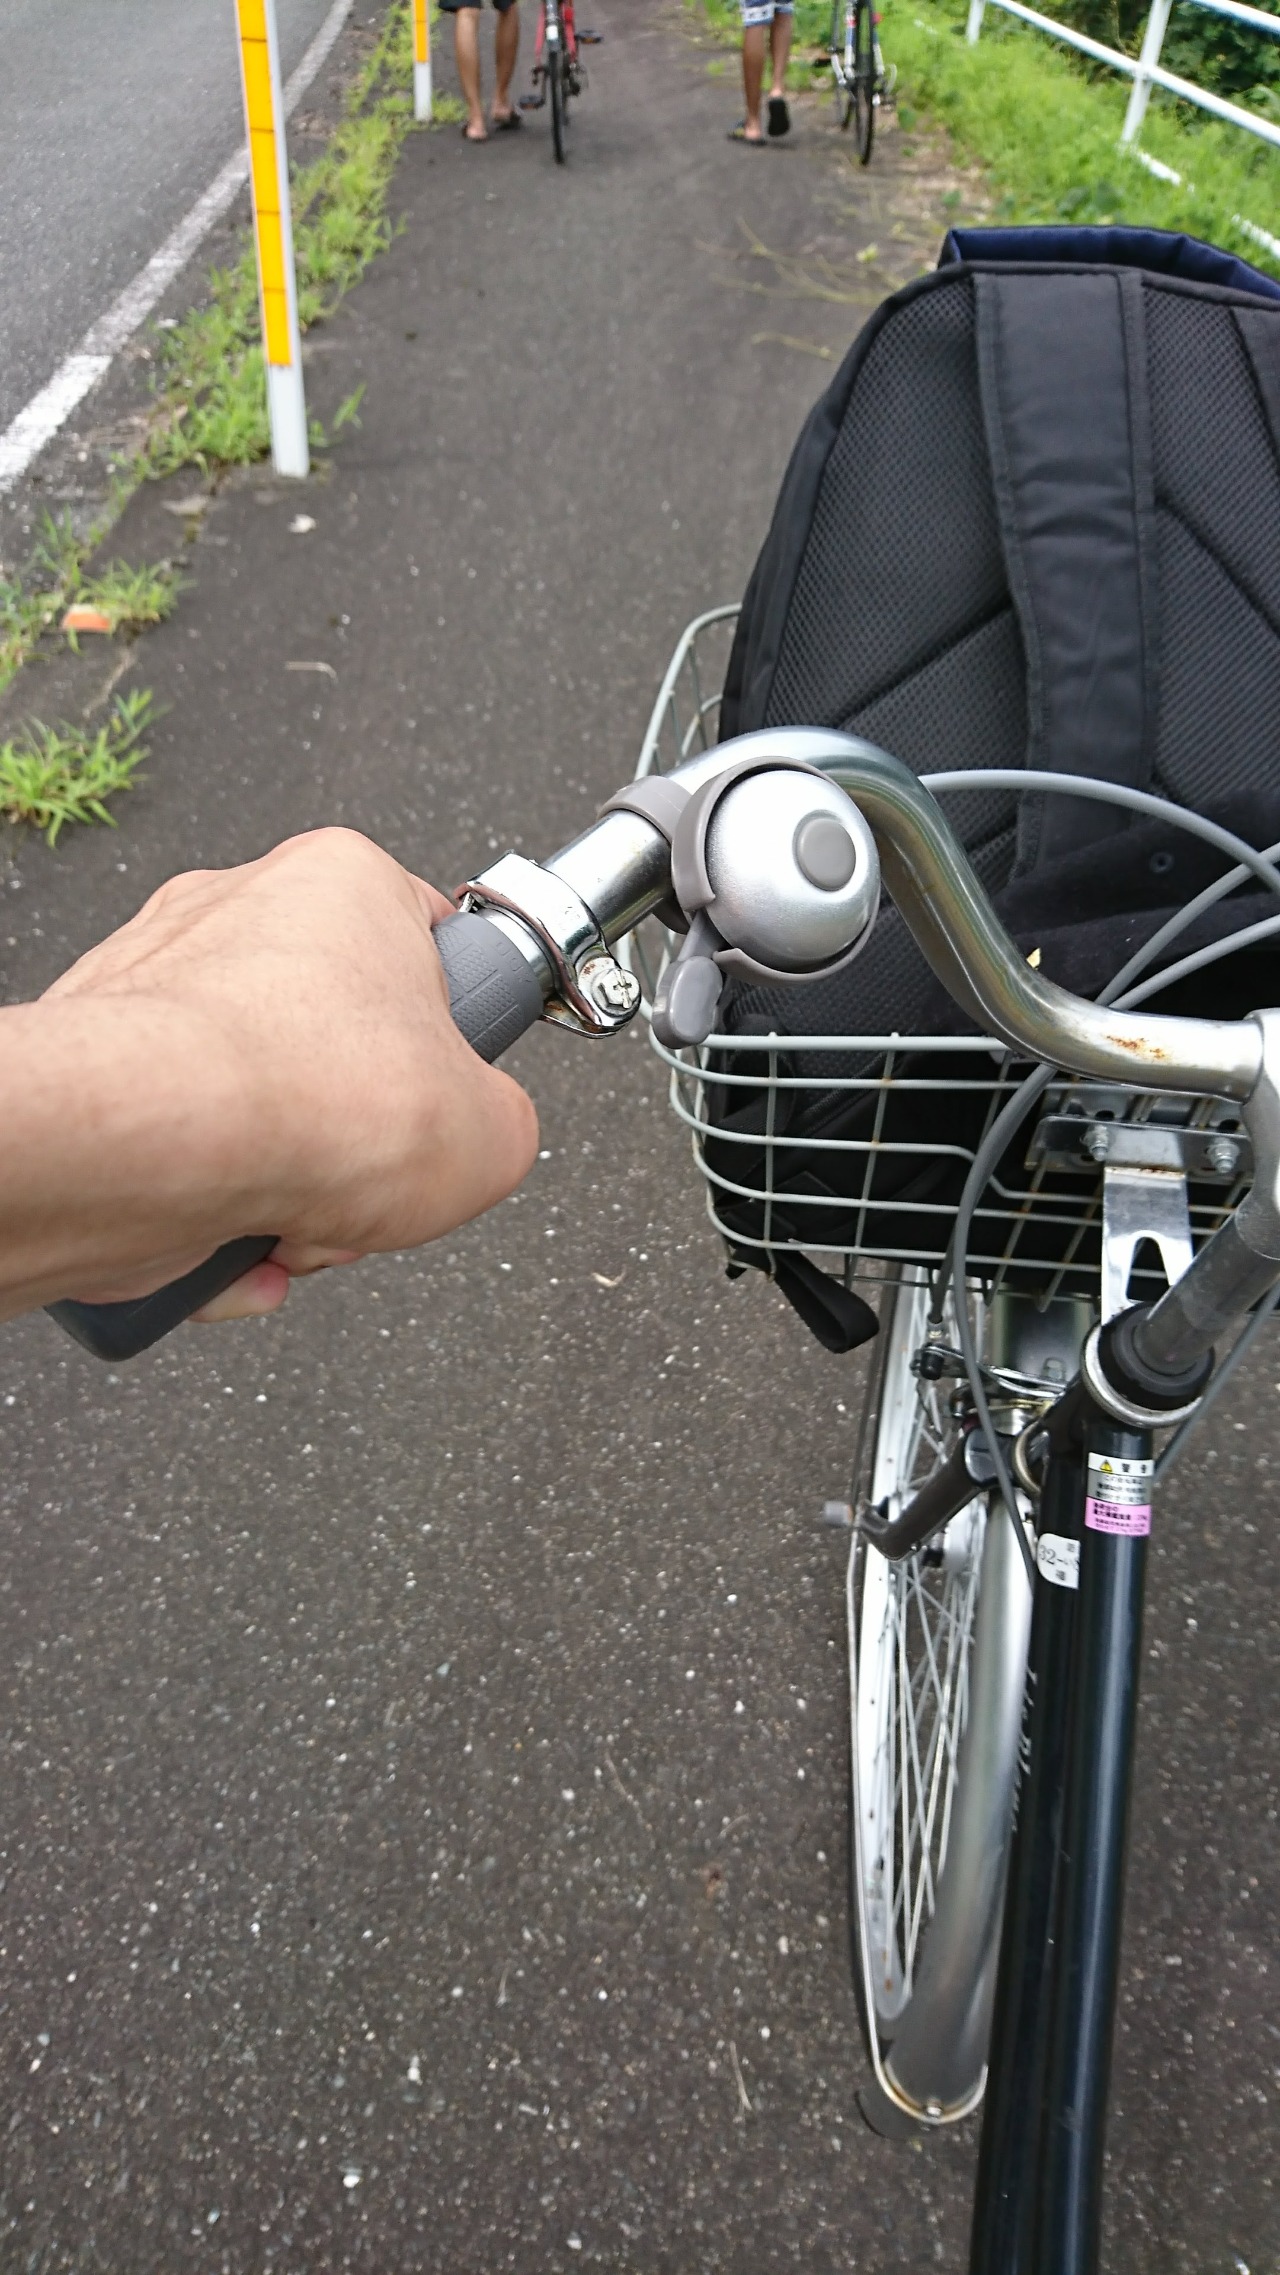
top-left (968, 1440), bottom-right (1083, 2275)
top-left (1034, 1414), bottom-right (1153, 2275)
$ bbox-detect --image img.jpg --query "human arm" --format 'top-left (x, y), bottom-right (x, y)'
top-left (0, 828), bottom-right (539, 1325)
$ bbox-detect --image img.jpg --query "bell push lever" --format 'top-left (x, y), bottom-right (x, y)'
top-left (601, 756), bottom-right (880, 1049)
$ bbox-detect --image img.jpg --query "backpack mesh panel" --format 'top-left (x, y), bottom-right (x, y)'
top-left (1154, 507), bottom-right (1280, 810)
top-left (1147, 286), bottom-right (1280, 813)
top-left (764, 280), bottom-right (1010, 752)
top-left (1147, 291), bottom-right (1280, 626)
top-left (845, 606), bottom-right (1025, 853)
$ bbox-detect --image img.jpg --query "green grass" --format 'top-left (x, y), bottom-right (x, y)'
top-left (685, 0), bottom-right (1280, 276)
top-left (0, 516), bottom-right (85, 695)
top-left (66, 559), bottom-right (184, 642)
top-left (0, 691), bottom-right (154, 847)
top-left (887, 0), bottom-right (1280, 271)
top-left (0, 518), bottom-right (181, 698)
top-left (140, 0), bottom-right (423, 478)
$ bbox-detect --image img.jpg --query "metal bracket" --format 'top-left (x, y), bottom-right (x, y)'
top-left (459, 852), bottom-right (640, 1038)
top-left (1027, 1092), bottom-right (1251, 1184)
top-left (1101, 1163), bottom-right (1193, 1324)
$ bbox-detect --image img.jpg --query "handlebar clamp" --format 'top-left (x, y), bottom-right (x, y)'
top-left (457, 852), bottom-right (641, 1038)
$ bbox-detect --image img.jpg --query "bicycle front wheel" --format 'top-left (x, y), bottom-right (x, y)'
top-left (549, 46), bottom-right (568, 162)
top-left (829, 0), bottom-right (854, 127)
top-left (849, 1272), bottom-right (1033, 2131)
top-left (853, 0), bottom-right (875, 163)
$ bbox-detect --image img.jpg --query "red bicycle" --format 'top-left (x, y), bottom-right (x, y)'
top-left (519, 0), bottom-right (599, 163)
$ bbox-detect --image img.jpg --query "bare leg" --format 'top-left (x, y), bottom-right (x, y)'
top-left (492, 2), bottom-right (520, 121)
top-left (453, 6), bottom-right (488, 140)
top-left (769, 9), bottom-right (793, 98)
top-left (740, 22), bottom-right (766, 139)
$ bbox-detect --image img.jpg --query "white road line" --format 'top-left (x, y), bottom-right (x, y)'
top-left (0, 0), bottom-right (354, 497)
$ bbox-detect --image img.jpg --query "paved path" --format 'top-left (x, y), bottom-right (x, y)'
top-left (0, 5), bottom-right (1276, 2269)
top-left (0, 0), bottom-right (343, 434)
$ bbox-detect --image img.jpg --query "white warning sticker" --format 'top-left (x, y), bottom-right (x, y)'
top-left (1085, 1452), bottom-right (1154, 1538)
top-left (1037, 1532), bottom-right (1081, 1589)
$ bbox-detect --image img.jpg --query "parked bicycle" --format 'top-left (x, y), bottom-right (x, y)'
top-left (519, 0), bottom-right (599, 163)
top-left (822, 0), bottom-right (893, 162)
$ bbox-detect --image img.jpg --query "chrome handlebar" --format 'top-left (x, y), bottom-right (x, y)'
top-left (472, 726), bottom-right (1264, 1100)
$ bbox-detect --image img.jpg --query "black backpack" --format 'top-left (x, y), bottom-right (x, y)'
top-left (706, 225), bottom-right (1280, 1350)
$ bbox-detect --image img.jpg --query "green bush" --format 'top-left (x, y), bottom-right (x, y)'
top-left (1053, 0), bottom-right (1280, 112)
top-left (1161, 2), bottom-right (1280, 109)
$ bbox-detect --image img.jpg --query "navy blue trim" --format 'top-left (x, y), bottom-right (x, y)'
top-left (940, 224), bottom-right (1280, 304)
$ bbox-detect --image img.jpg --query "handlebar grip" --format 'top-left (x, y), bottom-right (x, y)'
top-left (46, 908), bottom-right (547, 1362)
top-left (431, 907), bottom-right (546, 1065)
top-left (47, 1236), bottom-right (281, 1363)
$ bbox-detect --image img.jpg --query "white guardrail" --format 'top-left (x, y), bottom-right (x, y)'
top-left (965, 0), bottom-right (1280, 260)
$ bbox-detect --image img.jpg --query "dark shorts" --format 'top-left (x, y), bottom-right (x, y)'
top-left (439, 0), bottom-right (518, 11)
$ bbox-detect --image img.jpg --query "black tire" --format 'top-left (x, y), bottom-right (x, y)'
top-left (830, 0), bottom-right (854, 128)
top-left (549, 47), bottom-right (568, 163)
top-left (854, 0), bottom-right (875, 163)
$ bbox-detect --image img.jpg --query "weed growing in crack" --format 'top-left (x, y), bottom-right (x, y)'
top-left (0, 519), bottom-right (180, 698)
top-left (0, 517), bottom-right (85, 695)
top-left (66, 560), bottom-right (185, 643)
top-left (0, 691), bottom-right (154, 846)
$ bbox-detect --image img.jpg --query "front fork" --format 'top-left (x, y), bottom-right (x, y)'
top-left (969, 1392), bottom-right (1158, 2275)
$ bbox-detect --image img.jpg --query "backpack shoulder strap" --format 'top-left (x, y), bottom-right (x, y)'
top-left (974, 267), bottom-right (1158, 870)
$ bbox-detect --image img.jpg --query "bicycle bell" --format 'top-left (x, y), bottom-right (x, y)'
top-left (644, 755), bottom-right (880, 1048)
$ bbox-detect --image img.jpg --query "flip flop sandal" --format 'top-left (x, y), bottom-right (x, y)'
top-left (728, 121), bottom-right (768, 144)
top-left (491, 108), bottom-right (523, 129)
top-left (767, 95), bottom-right (791, 137)
top-left (461, 123), bottom-right (489, 142)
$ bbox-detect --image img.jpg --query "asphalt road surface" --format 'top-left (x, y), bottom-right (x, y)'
top-left (0, 3), bottom-right (1277, 2269)
top-left (0, 0), bottom-right (341, 435)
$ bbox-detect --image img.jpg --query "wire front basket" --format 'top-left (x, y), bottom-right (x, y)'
top-left (622, 609), bottom-right (1251, 1307)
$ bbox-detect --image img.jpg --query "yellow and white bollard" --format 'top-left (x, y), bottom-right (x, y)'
top-left (235, 0), bottom-right (309, 478)
top-left (412, 0), bottom-right (433, 121)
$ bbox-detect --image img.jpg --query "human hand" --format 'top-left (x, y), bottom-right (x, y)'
top-left (2, 829), bottom-right (539, 1323)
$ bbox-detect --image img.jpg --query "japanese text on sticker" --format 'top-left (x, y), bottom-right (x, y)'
top-left (1084, 1453), bottom-right (1154, 1538)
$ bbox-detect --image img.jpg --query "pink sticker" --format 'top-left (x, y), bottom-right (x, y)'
top-left (1085, 1497), bottom-right (1151, 1537)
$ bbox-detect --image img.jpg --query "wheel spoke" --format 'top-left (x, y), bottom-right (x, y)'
top-left (855, 1276), bottom-right (992, 2012)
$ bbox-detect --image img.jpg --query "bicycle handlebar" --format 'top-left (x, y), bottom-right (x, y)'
top-left (48, 729), bottom-right (1280, 1380)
